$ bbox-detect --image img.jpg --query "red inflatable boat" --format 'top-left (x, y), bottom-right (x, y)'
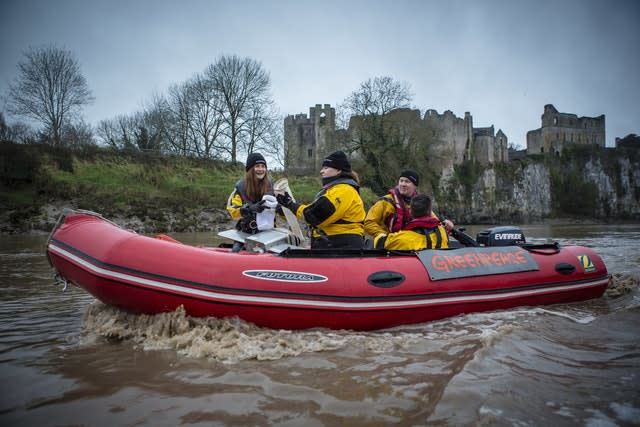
top-left (46, 209), bottom-right (609, 331)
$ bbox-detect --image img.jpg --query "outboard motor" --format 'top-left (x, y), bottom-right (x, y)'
top-left (476, 226), bottom-right (526, 247)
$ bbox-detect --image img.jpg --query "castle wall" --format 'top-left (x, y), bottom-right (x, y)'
top-left (474, 136), bottom-right (494, 165)
top-left (495, 130), bottom-right (508, 162)
top-left (284, 104), bottom-right (510, 177)
top-left (527, 129), bottom-right (544, 153)
top-left (423, 109), bottom-right (470, 172)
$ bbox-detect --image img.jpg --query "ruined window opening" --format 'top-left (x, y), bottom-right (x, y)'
top-left (308, 149), bottom-right (313, 158)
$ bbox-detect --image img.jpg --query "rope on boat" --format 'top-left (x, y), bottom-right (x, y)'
top-left (519, 242), bottom-right (561, 255)
top-left (53, 272), bottom-right (69, 292)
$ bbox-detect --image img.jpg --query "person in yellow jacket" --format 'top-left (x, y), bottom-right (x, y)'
top-left (364, 168), bottom-right (453, 239)
top-left (277, 151), bottom-right (365, 249)
top-left (374, 194), bottom-right (449, 250)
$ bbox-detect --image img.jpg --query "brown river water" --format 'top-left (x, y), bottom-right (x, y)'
top-left (1, 224), bottom-right (639, 426)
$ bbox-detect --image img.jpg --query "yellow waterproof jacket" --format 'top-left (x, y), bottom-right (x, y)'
top-left (374, 225), bottom-right (449, 251)
top-left (293, 178), bottom-right (365, 238)
top-left (226, 192), bottom-right (245, 221)
top-left (364, 193), bottom-right (398, 238)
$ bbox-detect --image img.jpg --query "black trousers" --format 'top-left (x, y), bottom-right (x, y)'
top-left (311, 234), bottom-right (363, 250)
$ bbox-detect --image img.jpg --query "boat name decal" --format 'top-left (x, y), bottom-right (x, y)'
top-left (494, 233), bottom-right (523, 241)
top-left (418, 247), bottom-right (539, 280)
top-left (577, 255), bottom-right (596, 272)
top-left (243, 270), bottom-right (328, 283)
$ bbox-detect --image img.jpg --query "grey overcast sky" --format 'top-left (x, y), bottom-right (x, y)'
top-left (1, 0), bottom-right (639, 148)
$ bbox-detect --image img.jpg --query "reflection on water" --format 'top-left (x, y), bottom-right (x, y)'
top-left (1, 226), bottom-right (639, 426)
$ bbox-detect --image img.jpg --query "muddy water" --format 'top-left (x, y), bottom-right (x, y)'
top-left (1, 224), bottom-right (639, 426)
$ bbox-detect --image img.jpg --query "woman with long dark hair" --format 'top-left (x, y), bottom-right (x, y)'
top-left (226, 152), bottom-right (274, 235)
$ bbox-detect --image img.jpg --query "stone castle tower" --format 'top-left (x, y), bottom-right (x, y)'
top-left (526, 104), bottom-right (605, 155)
top-left (283, 104), bottom-right (336, 175)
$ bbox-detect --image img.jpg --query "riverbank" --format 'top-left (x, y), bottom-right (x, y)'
top-left (0, 143), bottom-right (326, 234)
top-left (0, 202), bottom-right (235, 235)
top-left (2, 142), bottom-right (635, 234)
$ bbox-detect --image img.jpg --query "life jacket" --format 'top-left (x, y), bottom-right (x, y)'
top-left (384, 188), bottom-right (413, 232)
top-left (405, 216), bottom-right (447, 249)
top-left (234, 178), bottom-right (274, 203)
top-left (404, 216), bottom-right (440, 231)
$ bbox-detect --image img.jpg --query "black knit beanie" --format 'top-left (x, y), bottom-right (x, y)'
top-left (322, 151), bottom-right (352, 173)
top-left (399, 168), bottom-right (419, 186)
top-left (245, 152), bottom-right (267, 171)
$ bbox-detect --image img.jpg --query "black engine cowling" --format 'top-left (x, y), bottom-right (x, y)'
top-left (476, 226), bottom-right (526, 246)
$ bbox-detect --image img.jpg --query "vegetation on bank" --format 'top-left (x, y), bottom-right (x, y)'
top-left (439, 143), bottom-right (639, 222)
top-left (0, 142), bottom-right (378, 232)
top-left (546, 144), bottom-right (639, 218)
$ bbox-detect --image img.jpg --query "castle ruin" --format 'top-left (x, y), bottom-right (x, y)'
top-left (526, 104), bottom-right (605, 155)
top-left (284, 105), bottom-right (509, 177)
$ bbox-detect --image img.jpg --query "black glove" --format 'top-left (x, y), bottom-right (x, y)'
top-left (240, 201), bottom-right (265, 217)
top-left (251, 200), bottom-right (266, 213)
top-left (276, 192), bottom-right (294, 210)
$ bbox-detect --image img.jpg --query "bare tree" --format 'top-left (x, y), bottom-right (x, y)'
top-left (96, 117), bottom-right (121, 148)
top-left (61, 119), bottom-right (95, 148)
top-left (164, 83), bottom-right (194, 156)
top-left (239, 99), bottom-right (284, 167)
top-left (136, 95), bottom-right (170, 152)
top-left (205, 55), bottom-right (272, 162)
top-left (6, 45), bottom-right (93, 146)
top-left (96, 100), bottom-right (167, 153)
top-left (165, 74), bottom-right (224, 158)
top-left (96, 114), bottom-right (137, 149)
top-left (184, 75), bottom-right (223, 158)
top-left (0, 112), bottom-right (36, 144)
top-left (340, 76), bottom-right (414, 193)
top-left (343, 76), bottom-right (412, 117)
top-left (0, 112), bottom-right (10, 143)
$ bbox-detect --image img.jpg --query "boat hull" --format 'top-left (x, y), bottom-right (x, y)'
top-left (46, 211), bottom-right (609, 330)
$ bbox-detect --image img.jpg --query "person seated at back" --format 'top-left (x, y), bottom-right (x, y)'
top-left (374, 194), bottom-right (449, 250)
